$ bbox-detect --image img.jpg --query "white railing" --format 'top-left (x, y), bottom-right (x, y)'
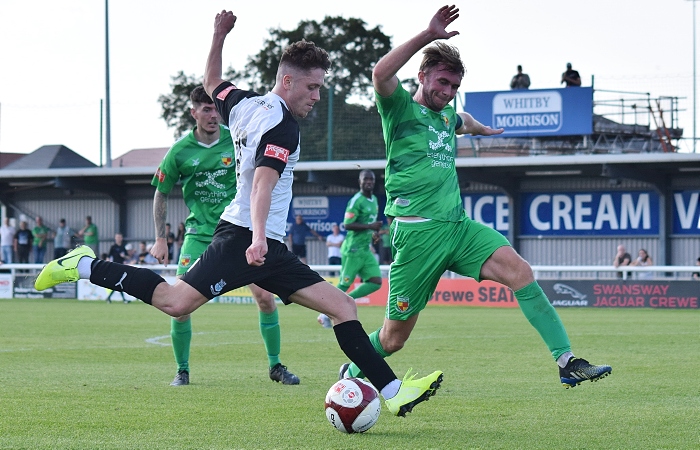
top-left (2, 263), bottom-right (698, 281)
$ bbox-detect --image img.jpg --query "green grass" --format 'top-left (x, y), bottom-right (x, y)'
top-left (1, 299), bottom-right (698, 449)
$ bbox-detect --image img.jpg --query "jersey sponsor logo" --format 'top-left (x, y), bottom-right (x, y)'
top-left (397, 295), bottom-right (410, 312)
top-left (155, 168), bottom-right (166, 183)
top-left (216, 85), bottom-right (236, 101)
top-left (179, 254), bottom-right (191, 267)
top-left (220, 152), bottom-right (233, 167)
top-left (210, 279), bottom-right (227, 296)
top-left (264, 144), bottom-right (290, 163)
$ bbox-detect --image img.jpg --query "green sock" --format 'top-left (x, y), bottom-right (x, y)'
top-left (515, 281), bottom-right (571, 361)
top-left (347, 282), bottom-right (381, 299)
top-left (347, 328), bottom-right (391, 378)
top-left (259, 310), bottom-right (281, 368)
top-left (171, 317), bottom-right (191, 372)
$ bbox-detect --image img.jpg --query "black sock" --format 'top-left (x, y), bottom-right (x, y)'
top-left (333, 320), bottom-right (396, 391)
top-left (89, 260), bottom-right (164, 305)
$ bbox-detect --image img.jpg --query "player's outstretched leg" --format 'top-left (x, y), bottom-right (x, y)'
top-left (35, 245), bottom-right (95, 290)
top-left (559, 357), bottom-right (612, 388)
top-left (384, 369), bottom-right (443, 417)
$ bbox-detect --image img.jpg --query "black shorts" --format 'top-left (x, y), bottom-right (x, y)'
top-left (181, 221), bottom-right (325, 304)
top-left (291, 244), bottom-right (307, 258)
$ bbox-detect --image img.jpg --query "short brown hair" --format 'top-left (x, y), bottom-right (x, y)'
top-left (419, 42), bottom-right (465, 78)
top-left (190, 85), bottom-right (213, 107)
top-left (279, 40), bottom-right (331, 73)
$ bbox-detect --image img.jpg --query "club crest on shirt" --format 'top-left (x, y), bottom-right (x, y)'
top-left (397, 296), bottom-right (410, 312)
top-left (220, 152), bottom-right (233, 167)
top-left (442, 114), bottom-right (449, 127)
top-left (179, 254), bottom-right (191, 267)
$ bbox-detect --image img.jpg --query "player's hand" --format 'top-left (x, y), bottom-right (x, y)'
top-left (427, 5), bottom-right (460, 40)
top-left (372, 232), bottom-right (380, 245)
top-left (475, 126), bottom-right (505, 136)
top-left (150, 239), bottom-right (169, 265)
top-left (214, 10), bottom-right (237, 34)
top-left (246, 239), bottom-right (268, 266)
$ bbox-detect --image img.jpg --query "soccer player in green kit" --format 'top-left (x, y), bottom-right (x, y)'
top-left (318, 170), bottom-right (383, 328)
top-left (150, 86), bottom-right (299, 386)
top-left (341, 5), bottom-right (612, 388)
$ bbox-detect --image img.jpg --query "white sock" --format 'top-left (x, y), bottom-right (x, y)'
top-left (77, 257), bottom-right (94, 279)
top-left (380, 379), bottom-right (401, 399)
top-left (557, 351), bottom-right (575, 368)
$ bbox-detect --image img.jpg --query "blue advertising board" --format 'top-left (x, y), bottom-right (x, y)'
top-left (463, 194), bottom-right (509, 235)
top-left (286, 195), bottom-right (387, 236)
top-left (672, 190), bottom-right (700, 235)
top-left (463, 87), bottom-right (593, 137)
top-left (520, 191), bottom-right (659, 236)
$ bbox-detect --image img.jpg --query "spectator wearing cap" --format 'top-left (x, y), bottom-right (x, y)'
top-left (561, 62), bottom-right (581, 87)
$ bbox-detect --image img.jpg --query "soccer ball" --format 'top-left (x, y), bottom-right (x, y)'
top-left (324, 377), bottom-right (381, 433)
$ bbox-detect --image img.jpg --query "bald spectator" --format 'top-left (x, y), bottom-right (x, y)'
top-left (613, 244), bottom-right (632, 279)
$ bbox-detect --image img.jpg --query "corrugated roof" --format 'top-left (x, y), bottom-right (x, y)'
top-left (112, 147), bottom-right (168, 168)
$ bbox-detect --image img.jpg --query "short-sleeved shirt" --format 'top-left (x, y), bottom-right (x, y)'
top-left (32, 225), bottom-right (50, 247)
top-left (212, 82), bottom-right (300, 242)
top-left (15, 229), bottom-right (33, 246)
top-left (152, 124), bottom-right (237, 240)
top-left (108, 243), bottom-right (127, 264)
top-left (376, 84), bottom-right (465, 222)
top-left (342, 192), bottom-right (378, 254)
top-left (83, 224), bottom-right (98, 245)
top-left (289, 221), bottom-right (313, 246)
top-left (326, 233), bottom-right (344, 258)
top-left (54, 226), bottom-right (73, 249)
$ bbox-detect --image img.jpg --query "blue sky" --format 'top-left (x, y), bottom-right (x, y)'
top-left (0, 0), bottom-right (696, 164)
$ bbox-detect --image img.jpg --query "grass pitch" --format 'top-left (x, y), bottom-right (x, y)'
top-left (1, 299), bottom-right (698, 449)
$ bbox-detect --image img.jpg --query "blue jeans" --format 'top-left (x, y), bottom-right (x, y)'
top-left (33, 246), bottom-right (47, 264)
top-left (1, 245), bottom-right (12, 263)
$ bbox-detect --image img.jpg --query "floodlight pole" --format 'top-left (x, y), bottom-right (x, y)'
top-left (690, 0), bottom-right (698, 153)
top-left (104, 0), bottom-right (112, 167)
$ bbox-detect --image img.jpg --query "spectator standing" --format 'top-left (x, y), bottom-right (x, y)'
top-left (165, 223), bottom-right (176, 262)
top-left (561, 62), bottom-right (581, 87)
top-left (510, 65), bottom-right (530, 90)
top-left (326, 224), bottom-right (344, 267)
top-left (78, 215), bottom-right (99, 255)
top-left (32, 216), bottom-right (51, 264)
top-left (14, 221), bottom-right (33, 264)
top-left (53, 218), bottom-right (73, 259)
top-left (108, 233), bottom-right (128, 264)
top-left (631, 248), bottom-right (653, 279)
top-left (175, 222), bottom-right (185, 261)
top-left (612, 244), bottom-right (632, 279)
top-left (1, 217), bottom-right (16, 263)
top-left (692, 257), bottom-right (700, 280)
top-left (288, 215), bottom-right (323, 264)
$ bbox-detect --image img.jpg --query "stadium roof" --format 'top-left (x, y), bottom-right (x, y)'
top-left (1, 145), bottom-right (96, 170)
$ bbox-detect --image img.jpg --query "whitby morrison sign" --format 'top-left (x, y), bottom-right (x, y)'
top-left (464, 87), bottom-right (593, 137)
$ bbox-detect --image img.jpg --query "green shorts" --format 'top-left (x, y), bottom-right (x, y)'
top-left (339, 248), bottom-right (381, 287)
top-left (176, 235), bottom-right (211, 276)
top-left (387, 218), bottom-right (509, 320)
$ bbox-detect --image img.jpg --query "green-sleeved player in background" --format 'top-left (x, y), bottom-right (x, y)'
top-left (150, 86), bottom-right (299, 386)
top-left (318, 170), bottom-right (383, 328)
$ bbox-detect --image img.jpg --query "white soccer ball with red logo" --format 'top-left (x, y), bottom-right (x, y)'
top-left (324, 377), bottom-right (381, 433)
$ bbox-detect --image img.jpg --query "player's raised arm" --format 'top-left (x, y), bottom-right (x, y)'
top-left (373, 5), bottom-right (460, 97)
top-left (204, 10), bottom-right (237, 98)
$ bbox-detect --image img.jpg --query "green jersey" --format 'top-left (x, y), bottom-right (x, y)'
top-left (32, 225), bottom-right (50, 247)
top-left (82, 224), bottom-right (98, 245)
top-left (152, 125), bottom-right (236, 239)
top-left (376, 84), bottom-right (465, 222)
top-left (342, 192), bottom-right (378, 254)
